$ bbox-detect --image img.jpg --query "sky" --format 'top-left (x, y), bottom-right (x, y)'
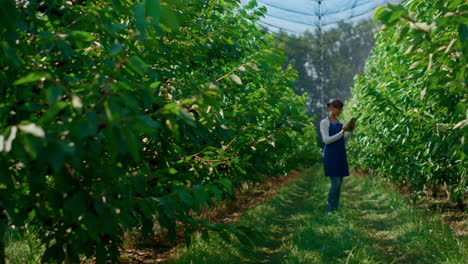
top-left (240, 0), bottom-right (402, 34)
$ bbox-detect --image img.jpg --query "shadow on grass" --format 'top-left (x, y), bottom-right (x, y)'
top-left (230, 173), bottom-right (316, 263)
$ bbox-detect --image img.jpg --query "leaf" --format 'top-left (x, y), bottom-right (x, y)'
top-left (132, 116), bottom-right (162, 134)
top-left (47, 143), bottom-right (65, 172)
top-left (246, 62), bottom-right (259, 70)
top-left (445, 38), bottom-right (457, 53)
top-left (267, 138), bottom-right (276, 147)
top-left (1, 41), bottom-right (20, 67)
top-left (184, 229), bottom-right (192, 247)
top-left (145, 0), bottom-right (161, 24)
top-left (192, 185), bottom-right (209, 211)
top-left (40, 101), bottom-right (68, 124)
top-left (427, 53), bottom-right (434, 71)
top-left (3, 126), bottom-right (17, 152)
top-left (18, 123), bottom-right (45, 138)
top-left (13, 72), bottom-right (51, 85)
top-left (178, 191), bottom-right (193, 207)
top-left (410, 22), bottom-right (431, 33)
top-left (374, 6), bottom-right (391, 23)
top-left (70, 31), bottom-right (95, 42)
top-left (207, 185), bottom-right (223, 200)
top-left (404, 44), bottom-right (415, 55)
top-left (0, 0), bottom-right (16, 31)
top-left (386, 4), bottom-right (409, 24)
top-left (420, 87), bottom-right (427, 99)
top-left (459, 24), bottom-right (468, 44)
top-left (459, 24), bottom-right (468, 55)
top-left (149, 81), bottom-right (161, 89)
top-left (387, 4), bottom-right (408, 15)
top-left (104, 100), bottom-right (114, 122)
top-left (233, 230), bottom-right (253, 247)
top-left (64, 192), bottom-right (87, 220)
top-left (111, 0), bottom-right (123, 12)
top-left (72, 95), bottom-right (83, 109)
top-left (122, 127), bottom-right (140, 162)
top-left (42, 244), bottom-right (65, 263)
top-left (134, 2), bottom-right (146, 36)
top-left (160, 5), bottom-right (181, 32)
top-left (179, 108), bottom-right (196, 126)
top-left (217, 178), bottom-right (233, 193)
top-left (127, 56), bottom-right (149, 76)
top-left (218, 230), bottom-right (231, 243)
top-left (109, 42), bottom-right (124, 55)
top-left (229, 74), bottom-right (242, 85)
top-left (409, 61), bottom-right (421, 70)
top-left (46, 84), bottom-right (64, 104)
top-left (108, 23), bottom-right (127, 34)
top-left (453, 119), bottom-right (468, 130)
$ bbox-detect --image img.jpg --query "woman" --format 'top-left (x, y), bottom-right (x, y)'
top-left (320, 99), bottom-right (355, 213)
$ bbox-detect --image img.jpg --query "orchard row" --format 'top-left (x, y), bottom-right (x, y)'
top-left (0, 0), bottom-right (320, 262)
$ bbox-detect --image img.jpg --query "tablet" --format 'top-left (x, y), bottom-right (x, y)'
top-left (345, 117), bottom-right (357, 131)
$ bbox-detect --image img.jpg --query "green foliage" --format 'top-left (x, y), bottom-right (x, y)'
top-left (0, 0), bottom-right (320, 262)
top-left (347, 0), bottom-right (467, 204)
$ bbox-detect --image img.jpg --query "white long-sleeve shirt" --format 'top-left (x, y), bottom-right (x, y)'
top-left (320, 118), bottom-right (352, 145)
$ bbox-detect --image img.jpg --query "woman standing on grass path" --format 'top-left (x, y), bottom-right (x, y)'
top-left (320, 99), bottom-right (355, 213)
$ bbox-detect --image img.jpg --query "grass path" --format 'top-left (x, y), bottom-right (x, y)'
top-left (170, 165), bottom-right (467, 264)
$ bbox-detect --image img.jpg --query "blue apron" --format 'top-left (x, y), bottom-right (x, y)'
top-left (323, 117), bottom-right (349, 177)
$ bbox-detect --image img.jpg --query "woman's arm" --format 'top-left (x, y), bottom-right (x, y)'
top-left (320, 119), bottom-right (344, 145)
top-left (344, 131), bottom-right (352, 142)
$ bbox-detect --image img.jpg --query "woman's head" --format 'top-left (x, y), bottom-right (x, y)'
top-left (326, 99), bottom-right (344, 117)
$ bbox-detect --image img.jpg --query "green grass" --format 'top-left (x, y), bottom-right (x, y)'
top-left (170, 165), bottom-right (467, 264)
top-left (4, 227), bottom-right (43, 264)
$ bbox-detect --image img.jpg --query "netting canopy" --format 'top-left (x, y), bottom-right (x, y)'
top-left (241, 0), bottom-right (402, 34)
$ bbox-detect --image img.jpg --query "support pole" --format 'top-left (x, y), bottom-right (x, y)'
top-left (317, 0), bottom-right (325, 118)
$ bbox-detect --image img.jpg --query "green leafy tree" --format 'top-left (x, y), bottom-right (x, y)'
top-left (346, 0), bottom-right (467, 207)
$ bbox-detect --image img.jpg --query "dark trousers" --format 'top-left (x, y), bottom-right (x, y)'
top-left (326, 176), bottom-right (343, 213)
